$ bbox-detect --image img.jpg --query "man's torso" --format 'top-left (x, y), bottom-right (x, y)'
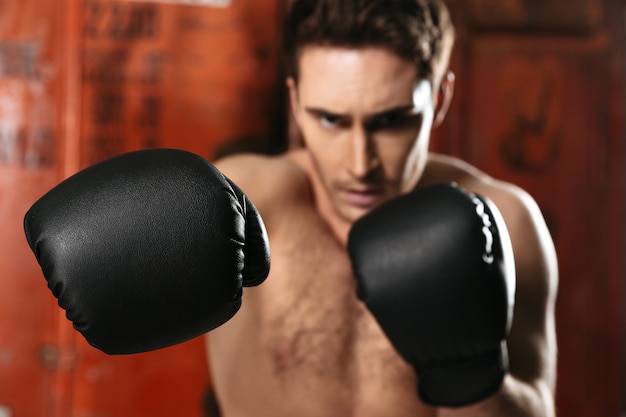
top-left (206, 150), bottom-right (503, 417)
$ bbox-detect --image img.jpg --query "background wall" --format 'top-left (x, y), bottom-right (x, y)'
top-left (0, 1), bottom-right (285, 416)
top-left (0, 0), bottom-right (623, 416)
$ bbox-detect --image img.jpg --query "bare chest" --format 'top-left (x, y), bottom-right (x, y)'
top-left (209, 205), bottom-right (434, 416)
top-left (255, 211), bottom-right (421, 406)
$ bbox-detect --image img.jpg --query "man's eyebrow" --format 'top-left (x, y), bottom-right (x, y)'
top-left (304, 107), bottom-right (343, 116)
top-left (367, 104), bottom-right (417, 119)
top-left (304, 104), bottom-right (416, 119)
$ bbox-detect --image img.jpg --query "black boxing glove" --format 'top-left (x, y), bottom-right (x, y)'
top-left (24, 148), bottom-right (270, 354)
top-left (348, 183), bottom-right (515, 407)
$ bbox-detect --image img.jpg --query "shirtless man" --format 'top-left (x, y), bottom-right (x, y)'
top-left (25, 0), bottom-right (558, 416)
top-left (203, 0), bottom-right (557, 415)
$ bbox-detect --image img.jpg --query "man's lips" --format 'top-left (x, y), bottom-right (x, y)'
top-left (340, 187), bottom-right (385, 207)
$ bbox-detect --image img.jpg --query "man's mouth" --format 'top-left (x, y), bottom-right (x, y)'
top-left (340, 187), bottom-right (385, 208)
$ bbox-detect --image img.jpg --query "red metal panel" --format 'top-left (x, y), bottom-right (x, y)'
top-left (77, 0), bottom-right (285, 167)
top-left (465, 0), bottom-right (603, 32)
top-left (1, 0), bottom-right (285, 416)
top-left (70, 337), bottom-right (209, 417)
top-left (0, 0), bottom-right (65, 415)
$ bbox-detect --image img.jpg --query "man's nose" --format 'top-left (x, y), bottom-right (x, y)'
top-left (348, 125), bottom-right (380, 178)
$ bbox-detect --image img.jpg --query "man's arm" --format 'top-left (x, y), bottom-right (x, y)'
top-left (439, 185), bottom-right (558, 417)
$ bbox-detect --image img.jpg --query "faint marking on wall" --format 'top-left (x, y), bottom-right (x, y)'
top-left (0, 40), bottom-right (56, 168)
top-left (499, 66), bottom-right (561, 174)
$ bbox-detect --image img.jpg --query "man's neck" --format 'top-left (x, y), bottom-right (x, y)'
top-left (287, 149), bottom-right (352, 246)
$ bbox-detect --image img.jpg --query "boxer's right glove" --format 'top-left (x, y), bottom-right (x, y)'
top-left (348, 183), bottom-right (516, 407)
top-left (24, 148), bottom-right (270, 354)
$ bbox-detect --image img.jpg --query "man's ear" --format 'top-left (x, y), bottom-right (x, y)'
top-left (433, 70), bottom-right (455, 128)
top-left (286, 77), bottom-right (305, 148)
top-left (286, 77), bottom-right (301, 125)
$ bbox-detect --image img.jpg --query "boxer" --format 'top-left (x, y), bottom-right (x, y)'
top-left (24, 0), bottom-right (558, 416)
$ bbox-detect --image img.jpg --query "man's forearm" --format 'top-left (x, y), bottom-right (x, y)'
top-left (436, 375), bottom-right (555, 417)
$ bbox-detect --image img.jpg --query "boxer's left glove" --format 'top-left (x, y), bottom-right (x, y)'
top-left (24, 148), bottom-right (270, 354)
top-left (348, 183), bottom-right (515, 407)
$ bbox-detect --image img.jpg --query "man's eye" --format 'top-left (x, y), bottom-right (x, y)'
top-left (368, 113), bottom-right (420, 131)
top-left (368, 114), bottom-right (402, 130)
top-left (319, 114), bottom-right (340, 128)
top-left (379, 114), bottom-right (400, 125)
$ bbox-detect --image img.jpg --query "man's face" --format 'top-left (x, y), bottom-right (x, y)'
top-left (289, 46), bottom-right (435, 224)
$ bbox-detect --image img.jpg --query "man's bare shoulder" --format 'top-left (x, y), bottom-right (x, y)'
top-left (214, 151), bottom-right (312, 217)
top-left (422, 153), bottom-right (497, 187)
top-left (425, 152), bottom-right (558, 288)
top-left (425, 154), bottom-right (544, 225)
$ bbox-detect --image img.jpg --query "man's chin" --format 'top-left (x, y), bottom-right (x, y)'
top-left (337, 203), bottom-right (377, 225)
top-left (331, 188), bottom-right (394, 224)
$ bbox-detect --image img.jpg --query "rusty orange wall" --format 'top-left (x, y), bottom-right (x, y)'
top-left (76, 0), bottom-right (285, 168)
top-left (0, 0), bottom-right (65, 415)
top-left (0, 0), bottom-right (285, 416)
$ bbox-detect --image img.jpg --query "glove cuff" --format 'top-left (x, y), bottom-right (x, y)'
top-left (416, 341), bottom-right (508, 408)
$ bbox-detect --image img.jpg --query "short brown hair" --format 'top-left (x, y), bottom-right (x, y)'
top-left (282, 0), bottom-right (455, 91)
